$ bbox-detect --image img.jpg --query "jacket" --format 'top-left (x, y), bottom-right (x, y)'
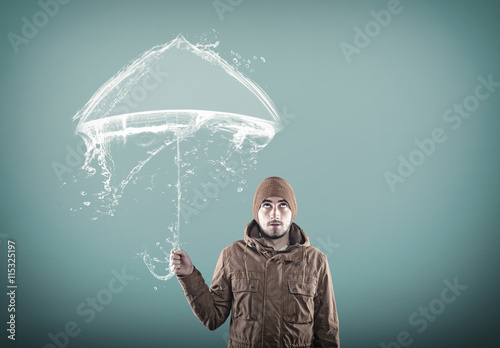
top-left (177, 220), bottom-right (340, 348)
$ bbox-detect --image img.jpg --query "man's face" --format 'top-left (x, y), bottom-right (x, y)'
top-left (257, 196), bottom-right (293, 239)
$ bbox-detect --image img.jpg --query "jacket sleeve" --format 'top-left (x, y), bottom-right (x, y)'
top-left (313, 254), bottom-right (340, 347)
top-left (176, 249), bottom-right (232, 331)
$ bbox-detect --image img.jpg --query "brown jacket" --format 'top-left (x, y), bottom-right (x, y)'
top-left (177, 220), bottom-right (340, 348)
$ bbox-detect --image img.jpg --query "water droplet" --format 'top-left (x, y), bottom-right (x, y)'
top-left (83, 201), bottom-right (91, 206)
top-left (233, 58), bottom-right (238, 63)
top-left (80, 191), bottom-right (87, 196)
top-left (154, 286), bottom-right (158, 291)
top-left (260, 57), bottom-right (266, 63)
top-left (237, 187), bottom-right (243, 192)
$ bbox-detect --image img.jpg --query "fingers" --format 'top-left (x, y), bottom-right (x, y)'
top-left (169, 249), bottom-right (184, 271)
top-left (170, 249), bottom-right (184, 258)
top-left (169, 255), bottom-right (181, 271)
top-left (169, 263), bottom-right (180, 273)
top-left (169, 249), bottom-right (193, 276)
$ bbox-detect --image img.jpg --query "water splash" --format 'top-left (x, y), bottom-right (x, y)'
top-left (73, 34), bottom-right (282, 281)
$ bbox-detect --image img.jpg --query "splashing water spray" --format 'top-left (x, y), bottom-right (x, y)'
top-left (72, 34), bottom-right (283, 281)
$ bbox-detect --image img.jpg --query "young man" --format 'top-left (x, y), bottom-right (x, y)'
top-left (170, 177), bottom-right (340, 347)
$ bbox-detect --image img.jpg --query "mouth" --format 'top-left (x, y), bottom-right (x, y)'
top-left (269, 222), bottom-right (281, 227)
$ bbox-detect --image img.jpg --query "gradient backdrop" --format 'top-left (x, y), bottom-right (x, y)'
top-left (1, 0), bottom-right (499, 347)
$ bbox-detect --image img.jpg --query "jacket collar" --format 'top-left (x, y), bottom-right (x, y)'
top-left (243, 219), bottom-right (310, 252)
top-left (243, 219), bottom-right (311, 283)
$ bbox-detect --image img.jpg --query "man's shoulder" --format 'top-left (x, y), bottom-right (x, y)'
top-left (305, 245), bottom-right (330, 263)
top-left (220, 240), bottom-right (246, 255)
top-left (216, 240), bottom-right (246, 268)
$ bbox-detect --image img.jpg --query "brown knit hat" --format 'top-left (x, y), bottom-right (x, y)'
top-left (252, 177), bottom-right (297, 222)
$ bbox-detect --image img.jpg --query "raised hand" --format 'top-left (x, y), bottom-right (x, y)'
top-left (169, 249), bottom-right (194, 276)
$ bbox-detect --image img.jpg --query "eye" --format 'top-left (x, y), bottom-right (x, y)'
top-left (280, 203), bottom-right (288, 208)
top-left (262, 203), bottom-right (271, 208)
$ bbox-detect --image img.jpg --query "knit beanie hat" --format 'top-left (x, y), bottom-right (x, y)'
top-left (252, 177), bottom-right (297, 222)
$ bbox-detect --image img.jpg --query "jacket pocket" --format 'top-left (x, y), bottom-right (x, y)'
top-left (231, 278), bottom-right (259, 321)
top-left (285, 280), bottom-right (316, 324)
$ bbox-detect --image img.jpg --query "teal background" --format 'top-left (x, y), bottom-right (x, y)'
top-left (1, 0), bottom-right (499, 347)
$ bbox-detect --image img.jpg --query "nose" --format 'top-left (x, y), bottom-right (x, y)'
top-left (271, 205), bottom-right (280, 220)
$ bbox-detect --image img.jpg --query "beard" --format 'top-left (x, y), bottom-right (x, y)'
top-left (258, 222), bottom-right (291, 239)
